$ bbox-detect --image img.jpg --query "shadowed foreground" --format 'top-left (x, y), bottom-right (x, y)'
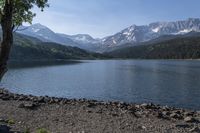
top-left (0, 89), bottom-right (200, 133)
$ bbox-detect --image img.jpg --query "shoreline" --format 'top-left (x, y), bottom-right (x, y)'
top-left (0, 88), bottom-right (200, 132)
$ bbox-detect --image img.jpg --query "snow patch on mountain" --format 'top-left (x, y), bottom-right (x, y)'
top-left (152, 27), bottom-right (160, 33)
top-left (102, 18), bottom-right (200, 47)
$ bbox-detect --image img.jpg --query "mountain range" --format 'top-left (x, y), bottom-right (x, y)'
top-left (17, 18), bottom-right (200, 52)
top-left (8, 32), bottom-right (106, 60)
top-left (102, 18), bottom-right (200, 47)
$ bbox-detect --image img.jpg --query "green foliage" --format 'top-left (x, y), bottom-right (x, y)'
top-left (7, 119), bottom-right (15, 125)
top-left (107, 36), bottom-right (200, 59)
top-left (0, 0), bottom-right (49, 27)
top-left (36, 128), bottom-right (50, 133)
top-left (9, 33), bottom-right (107, 60)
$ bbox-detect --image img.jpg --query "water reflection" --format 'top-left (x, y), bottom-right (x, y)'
top-left (8, 60), bottom-right (82, 69)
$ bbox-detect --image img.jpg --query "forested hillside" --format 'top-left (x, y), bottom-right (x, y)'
top-left (9, 33), bottom-right (106, 60)
top-left (106, 37), bottom-right (200, 59)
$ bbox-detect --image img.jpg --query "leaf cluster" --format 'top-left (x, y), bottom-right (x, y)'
top-left (0, 0), bottom-right (49, 27)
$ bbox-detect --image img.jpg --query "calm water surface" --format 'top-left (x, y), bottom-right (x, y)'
top-left (1, 60), bottom-right (200, 110)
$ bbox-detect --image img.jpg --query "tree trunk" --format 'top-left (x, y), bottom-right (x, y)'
top-left (0, 0), bottom-right (13, 81)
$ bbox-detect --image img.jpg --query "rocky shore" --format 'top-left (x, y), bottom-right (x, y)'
top-left (0, 88), bottom-right (200, 133)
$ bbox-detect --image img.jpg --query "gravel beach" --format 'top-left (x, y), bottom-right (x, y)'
top-left (0, 88), bottom-right (200, 133)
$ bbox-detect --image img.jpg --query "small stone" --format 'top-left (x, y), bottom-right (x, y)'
top-left (138, 125), bottom-right (146, 130)
top-left (1, 96), bottom-right (10, 101)
top-left (18, 102), bottom-right (38, 109)
top-left (54, 98), bottom-right (60, 103)
top-left (112, 112), bottom-right (119, 117)
top-left (162, 106), bottom-right (170, 111)
top-left (170, 113), bottom-right (181, 119)
top-left (184, 112), bottom-right (195, 117)
top-left (87, 103), bottom-right (96, 108)
top-left (0, 118), bottom-right (7, 123)
top-left (135, 105), bottom-right (140, 108)
top-left (86, 110), bottom-right (92, 113)
top-left (184, 117), bottom-right (197, 123)
top-left (141, 103), bottom-right (148, 108)
top-left (174, 110), bottom-right (182, 115)
top-left (196, 111), bottom-right (200, 114)
top-left (175, 123), bottom-right (191, 128)
top-left (189, 127), bottom-right (200, 132)
top-left (162, 111), bottom-right (170, 116)
top-left (157, 112), bottom-right (170, 119)
top-left (37, 97), bottom-right (45, 103)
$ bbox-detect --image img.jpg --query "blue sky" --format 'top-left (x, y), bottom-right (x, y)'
top-left (32, 0), bottom-right (200, 38)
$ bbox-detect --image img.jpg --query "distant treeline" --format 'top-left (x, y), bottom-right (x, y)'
top-left (106, 37), bottom-right (200, 59)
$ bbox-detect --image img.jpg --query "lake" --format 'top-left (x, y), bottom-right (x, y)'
top-left (1, 60), bottom-right (200, 110)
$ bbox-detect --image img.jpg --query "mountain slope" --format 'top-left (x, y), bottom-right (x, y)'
top-left (17, 24), bottom-right (101, 51)
top-left (10, 33), bottom-right (106, 60)
top-left (102, 18), bottom-right (200, 48)
top-left (106, 36), bottom-right (200, 59)
top-left (57, 33), bottom-right (101, 51)
top-left (17, 24), bottom-right (80, 47)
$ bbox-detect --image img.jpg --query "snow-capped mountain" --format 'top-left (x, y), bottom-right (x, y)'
top-left (17, 23), bottom-right (79, 47)
top-left (17, 18), bottom-right (200, 52)
top-left (102, 18), bottom-right (200, 47)
top-left (17, 24), bottom-right (101, 51)
top-left (56, 33), bottom-right (101, 51)
top-left (64, 34), bottom-right (100, 44)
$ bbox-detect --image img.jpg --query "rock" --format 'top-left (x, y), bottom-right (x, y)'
top-left (18, 95), bottom-right (26, 101)
top-left (138, 125), bottom-right (146, 130)
top-left (184, 117), bottom-right (197, 123)
top-left (18, 102), bottom-right (38, 109)
top-left (87, 103), bottom-right (96, 108)
top-left (44, 96), bottom-right (50, 103)
top-left (54, 98), bottom-right (60, 103)
top-left (135, 105), bottom-right (140, 109)
top-left (196, 111), bottom-right (200, 114)
top-left (170, 113), bottom-right (182, 119)
top-left (174, 110), bottom-right (182, 115)
top-left (0, 125), bottom-right (11, 133)
top-left (189, 126), bottom-right (200, 132)
top-left (164, 111), bottom-right (171, 115)
top-left (0, 118), bottom-right (7, 123)
top-left (1, 95), bottom-right (10, 101)
top-left (162, 106), bottom-right (170, 111)
top-left (157, 112), bottom-right (170, 119)
top-left (175, 123), bottom-right (191, 128)
top-left (37, 97), bottom-right (45, 103)
top-left (184, 112), bottom-right (195, 117)
top-left (86, 110), bottom-right (92, 113)
top-left (141, 103), bottom-right (148, 108)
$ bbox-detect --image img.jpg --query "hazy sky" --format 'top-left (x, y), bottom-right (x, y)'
top-left (32, 0), bottom-right (200, 38)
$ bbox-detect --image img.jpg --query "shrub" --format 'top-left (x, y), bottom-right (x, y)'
top-left (8, 119), bottom-right (15, 125)
top-left (36, 128), bottom-right (50, 133)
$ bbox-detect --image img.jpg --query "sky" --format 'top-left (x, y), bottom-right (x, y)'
top-left (32, 0), bottom-right (200, 38)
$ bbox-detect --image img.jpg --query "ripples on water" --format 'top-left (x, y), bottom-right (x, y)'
top-left (1, 60), bottom-right (200, 110)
